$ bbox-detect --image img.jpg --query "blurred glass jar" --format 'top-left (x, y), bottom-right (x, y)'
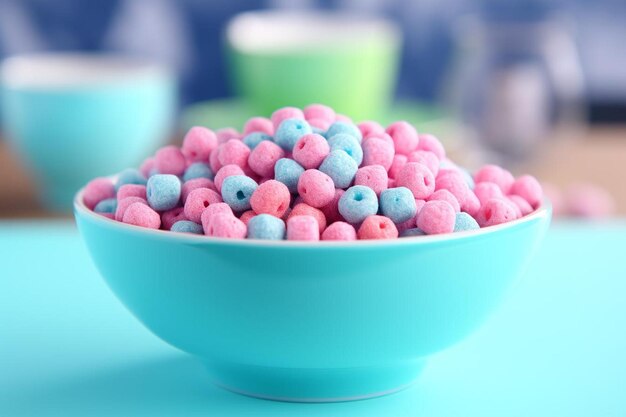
top-left (446, 13), bottom-right (585, 162)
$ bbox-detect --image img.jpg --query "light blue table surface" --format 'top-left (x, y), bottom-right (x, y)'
top-left (1, 220), bottom-right (625, 416)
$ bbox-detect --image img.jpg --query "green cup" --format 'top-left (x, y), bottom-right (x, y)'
top-left (226, 11), bottom-right (401, 121)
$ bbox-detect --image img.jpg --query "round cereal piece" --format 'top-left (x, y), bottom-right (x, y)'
top-left (307, 118), bottom-right (331, 133)
top-left (354, 165), bottom-right (388, 196)
top-left (435, 170), bottom-right (471, 210)
top-left (338, 185), bottom-right (379, 224)
top-left (94, 198), bottom-right (117, 214)
top-left (271, 107), bottom-right (305, 130)
top-left (319, 150), bottom-right (358, 189)
top-left (417, 200), bottom-right (456, 235)
top-left (216, 127), bottom-right (240, 143)
top-left (357, 215), bottom-right (398, 240)
top-left (474, 164), bottom-right (515, 194)
top-left (250, 180), bottom-right (291, 218)
top-left (247, 214), bottom-right (286, 240)
top-left (334, 114), bottom-right (353, 123)
top-left (239, 210), bottom-right (256, 225)
top-left (508, 195), bottom-right (534, 216)
top-left (214, 164), bottom-right (245, 193)
top-left (205, 213), bottom-right (247, 239)
top-left (566, 183), bottom-right (615, 218)
top-left (395, 215), bottom-right (416, 233)
top-left (417, 133), bottom-right (445, 160)
top-left (160, 207), bottom-right (187, 230)
top-left (476, 198), bottom-right (518, 227)
top-left (287, 215), bottom-right (320, 241)
top-left (184, 187), bottom-right (223, 223)
top-left (243, 132), bottom-right (272, 150)
top-left (146, 174), bottom-right (182, 211)
top-left (361, 137), bottom-right (394, 171)
top-left (363, 132), bottom-right (394, 147)
top-left (386, 121), bottom-right (418, 155)
top-left (183, 162), bottom-right (214, 182)
top-left (220, 175), bottom-right (258, 212)
top-left (288, 203), bottom-right (327, 233)
top-left (322, 221), bottom-right (357, 241)
top-left (473, 182), bottom-right (504, 206)
top-left (171, 220), bottom-right (203, 234)
top-left (463, 190), bottom-right (481, 217)
top-left (274, 158), bottom-right (305, 193)
top-left (453, 212), bottom-right (480, 232)
top-left (510, 175), bottom-right (543, 208)
top-left (200, 202), bottom-right (234, 229)
top-left (248, 140), bottom-right (285, 178)
top-left (428, 189), bottom-right (460, 212)
top-left (209, 145), bottom-right (223, 173)
top-left (327, 133), bottom-right (363, 166)
top-left (155, 146), bottom-right (186, 176)
top-left (396, 162), bottom-right (435, 199)
top-left (407, 150), bottom-right (439, 177)
top-left (292, 133), bottom-right (330, 169)
top-left (325, 121), bottom-right (362, 143)
top-left (84, 177), bottom-right (115, 209)
top-left (297, 169), bottom-right (335, 208)
top-left (274, 118), bottom-right (312, 151)
top-left (304, 104), bottom-right (335, 123)
top-left (244, 116), bottom-right (274, 136)
top-left (181, 178), bottom-right (216, 203)
top-left (388, 178), bottom-right (396, 188)
top-left (357, 120), bottom-right (385, 138)
top-left (400, 227), bottom-right (426, 237)
top-left (218, 139), bottom-right (251, 169)
top-left (117, 184), bottom-right (147, 201)
top-left (388, 154), bottom-right (407, 180)
top-left (115, 168), bottom-right (147, 192)
top-left (182, 126), bottom-right (218, 163)
top-left (122, 202), bottom-right (161, 229)
top-left (380, 187), bottom-right (418, 224)
top-left (320, 189), bottom-right (345, 224)
top-left (140, 157), bottom-right (155, 178)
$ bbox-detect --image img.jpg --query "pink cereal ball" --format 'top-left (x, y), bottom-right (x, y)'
top-left (122, 202), bottom-right (161, 229)
top-left (287, 215), bottom-right (320, 241)
top-left (117, 184), bottom-right (147, 201)
top-left (463, 191), bottom-right (481, 217)
top-left (362, 137), bottom-right (395, 171)
top-left (386, 121), bottom-right (419, 155)
top-left (396, 162), bottom-right (435, 199)
top-left (248, 140), bottom-right (285, 177)
top-left (357, 215), bottom-right (399, 240)
top-left (476, 198), bottom-right (518, 227)
top-left (304, 104), bottom-right (336, 123)
top-left (396, 215), bottom-right (416, 233)
top-left (216, 127), bottom-right (240, 143)
top-left (83, 177), bottom-right (115, 210)
top-left (428, 189), bottom-right (461, 212)
top-left (320, 188), bottom-right (345, 224)
top-left (358, 120), bottom-right (385, 138)
top-left (417, 200), bottom-right (456, 235)
top-left (239, 210), bottom-right (257, 225)
top-left (218, 139), bottom-right (251, 169)
top-left (417, 133), bottom-right (445, 160)
top-left (322, 221), bottom-right (357, 241)
top-left (334, 114), bottom-right (352, 123)
top-left (474, 164), bottom-right (515, 194)
top-left (566, 183), bottom-right (615, 218)
top-left (510, 175), bottom-right (543, 208)
top-left (184, 187), bottom-right (223, 223)
top-left (354, 165), bottom-right (388, 196)
top-left (209, 146), bottom-right (223, 173)
top-left (435, 170), bottom-right (470, 208)
top-left (297, 169), bottom-right (335, 208)
top-left (508, 195), bottom-right (533, 217)
top-left (363, 132), bottom-right (394, 148)
top-left (292, 133), bottom-right (330, 169)
top-left (182, 127), bottom-right (218, 163)
top-left (387, 178), bottom-right (396, 188)
top-left (244, 117), bottom-right (274, 136)
top-left (271, 107), bottom-right (304, 130)
top-left (250, 180), bottom-right (291, 218)
top-left (408, 150), bottom-right (439, 177)
top-left (388, 154), bottom-right (408, 180)
top-left (214, 164), bottom-right (245, 192)
top-left (201, 202), bottom-right (234, 229)
top-left (161, 207), bottom-right (187, 230)
top-left (155, 146), bottom-right (186, 176)
top-left (181, 178), bottom-right (216, 203)
top-left (288, 203), bottom-right (327, 233)
top-left (140, 158), bottom-right (155, 178)
top-left (115, 197), bottom-right (147, 221)
top-left (473, 182), bottom-right (504, 205)
top-left (205, 213), bottom-right (247, 239)
top-left (306, 118), bottom-right (331, 131)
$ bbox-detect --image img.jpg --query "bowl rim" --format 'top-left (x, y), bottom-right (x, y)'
top-left (74, 184), bottom-right (551, 248)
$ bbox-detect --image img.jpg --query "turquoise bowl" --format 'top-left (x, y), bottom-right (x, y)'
top-left (74, 189), bottom-right (551, 402)
top-left (1, 53), bottom-right (176, 211)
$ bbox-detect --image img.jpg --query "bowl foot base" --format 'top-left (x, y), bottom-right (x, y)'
top-left (204, 359), bottom-right (426, 403)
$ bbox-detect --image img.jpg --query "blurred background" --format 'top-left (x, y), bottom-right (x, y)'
top-left (0, 0), bottom-right (624, 218)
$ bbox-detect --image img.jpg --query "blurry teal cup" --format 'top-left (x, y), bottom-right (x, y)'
top-left (75, 187), bottom-right (551, 402)
top-left (1, 53), bottom-right (176, 211)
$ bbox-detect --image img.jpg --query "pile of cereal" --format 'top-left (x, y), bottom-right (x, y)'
top-left (82, 105), bottom-right (543, 240)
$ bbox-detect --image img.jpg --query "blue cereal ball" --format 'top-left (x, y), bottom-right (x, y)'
top-left (454, 212), bottom-right (480, 232)
top-left (325, 121), bottom-right (362, 143)
top-left (183, 162), bottom-right (214, 181)
top-left (146, 174), bottom-right (181, 211)
top-left (243, 132), bottom-right (272, 149)
top-left (274, 118), bottom-right (312, 151)
top-left (339, 185), bottom-right (379, 224)
top-left (221, 175), bottom-right (258, 212)
top-left (94, 198), bottom-right (117, 214)
top-left (171, 220), bottom-right (203, 234)
top-left (115, 168), bottom-right (147, 191)
top-left (319, 150), bottom-right (358, 189)
top-left (327, 133), bottom-right (363, 165)
top-left (400, 227), bottom-right (426, 237)
top-left (274, 158), bottom-right (305, 193)
top-left (247, 214), bottom-right (286, 240)
top-left (380, 187), bottom-right (417, 224)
